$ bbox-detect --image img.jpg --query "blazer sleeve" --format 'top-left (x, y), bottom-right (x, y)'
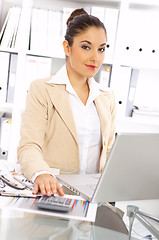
top-left (17, 79), bottom-right (53, 180)
top-left (106, 90), bottom-right (117, 158)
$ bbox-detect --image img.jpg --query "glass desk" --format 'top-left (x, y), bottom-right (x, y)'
top-left (0, 206), bottom-right (138, 240)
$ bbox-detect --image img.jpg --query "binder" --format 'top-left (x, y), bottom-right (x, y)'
top-left (0, 52), bottom-right (10, 104)
top-left (0, 7), bottom-right (21, 48)
top-left (20, 55), bottom-right (52, 108)
top-left (0, 117), bottom-right (11, 152)
top-left (0, 8), bottom-right (12, 44)
top-left (120, 9), bottom-right (141, 65)
top-left (0, 113), bottom-right (8, 160)
top-left (120, 9), bottom-right (159, 68)
top-left (113, 66), bottom-right (132, 117)
top-left (99, 64), bottom-right (112, 87)
top-left (126, 69), bottom-right (138, 117)
top-left (104, 8), bottom-right (119, 64)
top-left (6, 54), bottom-right (18, 103)
top-left (37, 9), bottom-right (48, 53)
top-left (0, 148), bottom-right (8, 160)
top-left (47, 10), bottom-right (63, 57)
top-left (91, 6), bottom-right (105, 22)
top-left (10, 7), bottom-right (21, 48)
top-left (30, 8), bottom-right (39, 52)
top-left (62, 8), bottom-right (75, 40)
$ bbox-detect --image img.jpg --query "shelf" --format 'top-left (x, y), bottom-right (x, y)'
top-left (129, 0), bottom-right (159, 9)
top-left (0, 47), bottom-right (18, 54)
top-left (33, 0), bottom-right (121, 9)
top-left (120, 61), bottom-right (159, 71)
top-left (27, 50), bottom-right (65, 59)
top-left (0, 103), bottom-right (13, 113)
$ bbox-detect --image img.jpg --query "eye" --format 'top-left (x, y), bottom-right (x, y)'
top-left (81, 45), bottom-right (90, 50)
top-left (98, 47), bottom-right (105, 52)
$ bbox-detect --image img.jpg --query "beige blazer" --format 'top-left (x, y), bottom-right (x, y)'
top-left (17, 67), bottom-right (116, 180)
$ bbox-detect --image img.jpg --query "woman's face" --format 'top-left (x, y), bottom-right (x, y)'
top-left (64, 26), bottom-right (107, 79)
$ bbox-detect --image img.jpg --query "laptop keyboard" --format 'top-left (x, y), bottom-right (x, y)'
top-left (35, 195), bottom-right (74, 212)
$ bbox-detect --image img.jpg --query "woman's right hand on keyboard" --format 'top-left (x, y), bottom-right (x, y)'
top-left (33, 174), bottom-right (64, 197)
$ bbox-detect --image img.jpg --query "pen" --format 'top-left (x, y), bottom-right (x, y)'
top-left (0, 190), bottom-right (40, 198)
top-left (13, 176), bottom-right (33, 191)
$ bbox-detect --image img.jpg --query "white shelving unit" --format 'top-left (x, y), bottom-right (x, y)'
top-left (0, 0), bottom-right (159, 163)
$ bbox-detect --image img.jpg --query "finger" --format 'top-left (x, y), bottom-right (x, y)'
top-left (39, 183), bottom-right (46, 195)
top-left (45, 182), bottom-right (52, 196)
top-left (33, 182), bottom-right (39, 194)
top-left (50, 180), bottom-right (57, 195)
top-left (57, 182), bottom-right (64, 196)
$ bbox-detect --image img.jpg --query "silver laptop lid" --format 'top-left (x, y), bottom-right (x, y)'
top-left (91, 132), bottom-right (159, 203)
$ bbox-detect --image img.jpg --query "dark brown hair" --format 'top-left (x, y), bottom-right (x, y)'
top-left (65, 8), bottom-right (107, 46)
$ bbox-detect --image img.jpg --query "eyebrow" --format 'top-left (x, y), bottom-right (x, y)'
top-left (80, 40), bottom-right (106, 46)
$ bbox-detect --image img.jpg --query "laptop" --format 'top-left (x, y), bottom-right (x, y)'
top-left (57, 133), bottom-right (159, 203)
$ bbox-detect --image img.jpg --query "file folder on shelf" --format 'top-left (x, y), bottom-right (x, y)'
top-left (0, 52), bottom-right (10, 104)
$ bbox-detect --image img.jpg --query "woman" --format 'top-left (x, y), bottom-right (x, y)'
top-left (17, 8), bottom-right (116, 197)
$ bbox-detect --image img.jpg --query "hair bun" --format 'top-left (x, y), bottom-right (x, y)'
top-left (66, 8), bottom-right (88, 25)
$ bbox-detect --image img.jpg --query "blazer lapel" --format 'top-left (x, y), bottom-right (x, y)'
top-left (46, 83), bottom-right (78, 145)
top-left (94, 93), bottom-right (111, 138)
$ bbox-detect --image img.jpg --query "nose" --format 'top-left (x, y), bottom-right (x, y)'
top-left (90, 50), bottom-right (99, 63)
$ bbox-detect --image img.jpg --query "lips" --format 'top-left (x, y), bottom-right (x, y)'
top-left (85, 64), bottom-right (97, 70)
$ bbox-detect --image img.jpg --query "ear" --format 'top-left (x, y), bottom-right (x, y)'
top-left (62, 40), bottom-right (71, 57)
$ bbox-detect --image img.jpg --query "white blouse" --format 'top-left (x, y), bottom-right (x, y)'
top-left (66, 77), bottom-right (102, 174)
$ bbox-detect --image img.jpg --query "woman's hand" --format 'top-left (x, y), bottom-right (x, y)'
top-left (33, 174), bottom-right (64, 196)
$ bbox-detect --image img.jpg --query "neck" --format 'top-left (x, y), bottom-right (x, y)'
top-left (66, 62), bottom-right (88, 90)
top-left (66, 62), bottom-right (90, 105)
